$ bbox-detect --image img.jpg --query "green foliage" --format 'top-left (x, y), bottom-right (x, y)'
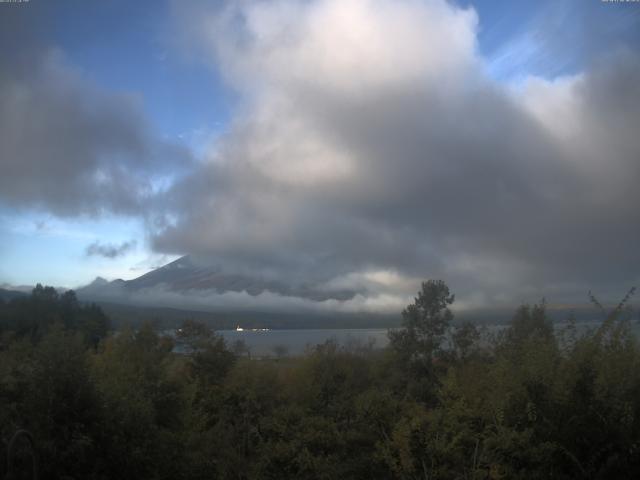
top-left (0, 285), bottom-right (110, 346)
top-left (1, 280), bottom-right (640, 479)
top-left (389, 279), bottom-right (455, 361)
top-left (0, 327), bottom-right (102, 479)
top-left (452, 321), bottom-right (482, 361)
top-left (504, 301), bottom-right (554, 347)
top-left (387, 280), bottom-right (456, 403)
top-left (90, 323), bottom-right (185, 479)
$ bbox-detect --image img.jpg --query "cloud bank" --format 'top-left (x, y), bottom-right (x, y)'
top-left (150, 0), bottom-right (640, 307)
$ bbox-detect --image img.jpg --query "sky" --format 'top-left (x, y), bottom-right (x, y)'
top-left (1, 0), bottom-right (639, 313)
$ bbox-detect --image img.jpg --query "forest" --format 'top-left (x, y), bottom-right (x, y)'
top-left (1, 281), bottom-right (639, 479)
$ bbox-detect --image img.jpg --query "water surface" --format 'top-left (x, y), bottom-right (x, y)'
top-left (218, 328), bottom-right (389, 356)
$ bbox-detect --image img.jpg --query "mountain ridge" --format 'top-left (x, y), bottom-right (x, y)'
top-left (77, 255), bottom-right (359, 305)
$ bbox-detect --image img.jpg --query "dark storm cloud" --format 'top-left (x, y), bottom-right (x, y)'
top-left (85, 240), bottom-right (137, 259)
top-left (0, 3), bottom-right (191, 217)
top-left (151, 0), bottom-right (640, 308)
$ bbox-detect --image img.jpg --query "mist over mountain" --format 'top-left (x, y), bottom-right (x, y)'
top-left (67, 255), bottom-right (609, 328)
top-left (76, 255), bottom-right (362, 311)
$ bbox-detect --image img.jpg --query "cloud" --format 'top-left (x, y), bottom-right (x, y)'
top-left (149, 0), bottom-right (640, 307)
top-left (4, 0), bottom-right (639, 310)
top-left (85, 240), bottom-right (137, 259)
top-left (0, 4), bottom-right (191, 217)
top-left (78, 281), bottom-right (409, 315)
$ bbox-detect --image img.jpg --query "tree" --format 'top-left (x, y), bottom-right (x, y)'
top-left (503, 301), bottom-right (554, 349)
top-left (176, 319), bottom-right (235, 386)
top-left (21, 326), bottom-right (102, 479)
top-left (176, 319), bottom-right (214, 354)
top-left (389, 280), bottom-right (455, 361)
top-left (387, 280), bottom-right (455, 402)
top-left (90, 323), bottom-right (184, 479)
top-left (452, 321), bottom-right (481, 361)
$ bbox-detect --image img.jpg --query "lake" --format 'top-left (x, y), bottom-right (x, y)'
top-left (168, 320), bottom-right (640, 357)
top-left (217, 328), bottom-right (390, 356)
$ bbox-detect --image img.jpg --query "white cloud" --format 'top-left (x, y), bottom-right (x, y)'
top-left (202, 0), bottom-right (478, 92)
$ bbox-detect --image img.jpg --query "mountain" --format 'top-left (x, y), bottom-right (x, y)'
top-left (0, 287), bottom-right (28, 302)
top-left (75, 257), bottom-right (608, 326)
top-left (77, 255), bottom-right (358, 306)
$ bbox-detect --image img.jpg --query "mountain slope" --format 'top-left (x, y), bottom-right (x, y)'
top-left (77, 255), bottom-right (358, 305)
top-left (0, 288), bottom-right (28, 301)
